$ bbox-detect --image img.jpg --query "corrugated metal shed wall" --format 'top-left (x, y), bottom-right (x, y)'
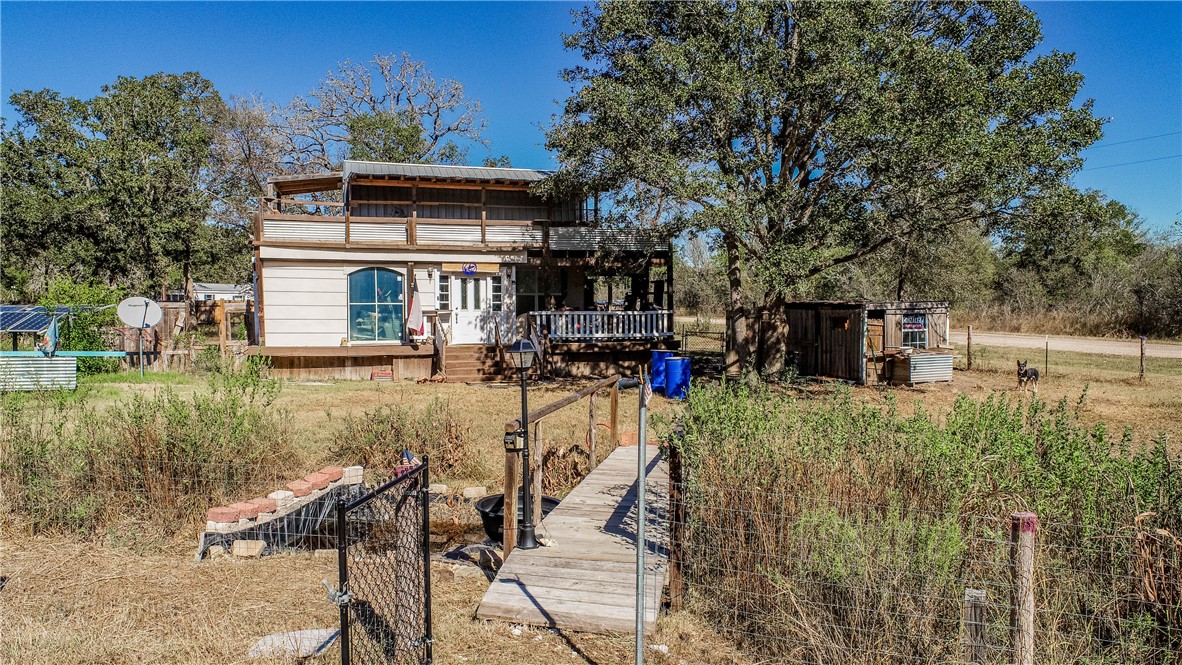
top-left (0, 356), bottom-right (78, 391)
top-left (908, 353), bottom-right (954, 383)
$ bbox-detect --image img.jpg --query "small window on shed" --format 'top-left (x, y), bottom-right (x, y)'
top-left (902, 313), bottom-right (927, 349)
top-left (831, 316), bottom-right (850, 331)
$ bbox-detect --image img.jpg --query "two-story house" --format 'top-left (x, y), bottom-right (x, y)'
top-left (250, 161), bottom-right (677, 380)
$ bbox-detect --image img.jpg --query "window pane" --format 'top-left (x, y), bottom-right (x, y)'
top-left (375, 269), bottom-right (403, 304)
top-left (492, 276), bottom-right (502, 312)
top-left (350, 304), bottom-right (378, 341)
top-left (460, 279), bottom-right (469, 310)
top-left (437, 276), bottom-right (450, 310)
top-left (473, 280), bottom-right (481, 309)
top-left (349, 270), bottom-right (375, 304)
top-left (375, 304), bottom-right (403, 340)
top-left (517, 268), bottom-right (537, 294)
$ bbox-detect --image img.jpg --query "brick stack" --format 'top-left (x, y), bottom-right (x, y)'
top-left (204, 465), bottom-right (363, 535)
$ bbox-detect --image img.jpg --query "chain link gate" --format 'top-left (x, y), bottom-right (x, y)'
top-left (332, 459), bottom-right (433, 665)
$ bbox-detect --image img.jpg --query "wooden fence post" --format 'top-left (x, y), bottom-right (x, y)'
top-left (962, 588), bottom-right (987, 664)
top-left (503, 447), bottom-right (520, 557)
top-left (610, 382), bottom-right (620, 447)
top-left (1010, 512), bottom-right (1037, 665)
top-left (1139, 336), bottom-right (1146, 381)
top-left (966, 324), bottom-right (973, 371)
top-left (588, 391), bottom-right (598, 471)
top-left (1044, 336), bottom-right (1049, 378)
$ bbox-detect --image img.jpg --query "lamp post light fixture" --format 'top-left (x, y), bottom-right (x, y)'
top-left (506, 338), bottom-right (539, 550)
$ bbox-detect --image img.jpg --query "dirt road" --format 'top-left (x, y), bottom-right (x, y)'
top-left (950, 330), bottom-right (1182, 359)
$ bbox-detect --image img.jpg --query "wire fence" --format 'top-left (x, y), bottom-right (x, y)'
top-left (666, 475), bottom-right (1182, 665)
top-left (958, 327), bottom-right (1182, 381)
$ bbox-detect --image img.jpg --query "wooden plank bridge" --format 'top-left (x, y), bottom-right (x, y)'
top-left (476, 445), bottom-right (669, 634)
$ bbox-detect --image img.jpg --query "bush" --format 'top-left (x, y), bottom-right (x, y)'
top-left (1, 363), bottom-right (295, 538)
top-left (39, 278), bottom-right (124, 374)
top-left (666, 383), bottom-right (1182, 663)
top-left (331, 398), bottom-right (479, 479)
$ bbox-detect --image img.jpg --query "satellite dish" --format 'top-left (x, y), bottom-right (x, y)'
top-left (117, 297), bottom-right (163, 329)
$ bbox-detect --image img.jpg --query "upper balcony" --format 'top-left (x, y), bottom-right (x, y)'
top-left (255, 161), bottom-right (664, 254)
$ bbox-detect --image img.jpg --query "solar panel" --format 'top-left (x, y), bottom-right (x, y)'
top-left (0, 305), bottom-right (70, 333)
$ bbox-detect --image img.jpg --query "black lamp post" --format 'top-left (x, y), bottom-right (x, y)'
top-left (506, 338), bottom-right (539, 550)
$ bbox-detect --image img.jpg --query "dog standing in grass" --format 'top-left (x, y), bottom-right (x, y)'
top-left (1017, 360), bottom-right (1039, 393)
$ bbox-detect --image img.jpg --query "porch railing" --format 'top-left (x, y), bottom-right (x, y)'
top-left (530, 310), bottom-right (674, 342)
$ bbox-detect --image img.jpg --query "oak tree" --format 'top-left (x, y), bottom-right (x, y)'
top-left (547, 1), bottom-right (1104, 372)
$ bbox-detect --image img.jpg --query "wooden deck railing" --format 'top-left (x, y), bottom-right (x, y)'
top-left (530, 310), bottom-right (674, 342)
top-left (502, 375), bottom-right (623, 556)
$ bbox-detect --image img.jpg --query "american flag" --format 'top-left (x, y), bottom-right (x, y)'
top-left (641, 370), bottom-right (653, 408)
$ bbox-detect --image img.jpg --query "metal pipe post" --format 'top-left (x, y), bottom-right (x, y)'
top-left (420, 456), bottom-right (434, 663)
top-left (518, 368), bottom-right (538, 550)
top-left (336, 498), bottom-right (350, 664)
top-left (635, 371), bottom-right (648, 665)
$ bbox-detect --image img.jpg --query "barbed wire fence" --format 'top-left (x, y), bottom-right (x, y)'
top-left (665, 456), bottom-right (1182, 664)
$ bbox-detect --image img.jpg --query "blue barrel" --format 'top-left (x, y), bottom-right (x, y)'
top-left (664, 357), bottom-right (691, 400)
top-left (650, 350), bottom-right (675, 393)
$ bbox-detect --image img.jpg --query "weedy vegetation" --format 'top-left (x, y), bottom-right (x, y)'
top-left (667, 382), bottom-right (1181, 664)
top-left (0, 357), bottom-right (296, 539)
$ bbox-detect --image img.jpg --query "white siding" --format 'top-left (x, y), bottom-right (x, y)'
top-left (413, 268), bottom-right (437, 310)
top-left (417, 224), bottom-right (482, 244)
top-left (263, 219), bottom-right (345, 242)
top-left (261, 261), bottom-right (447, 347)
top-left (350, 223), bottom-right (408, 243)
top-left (262, 264), bottom-right (348, 347)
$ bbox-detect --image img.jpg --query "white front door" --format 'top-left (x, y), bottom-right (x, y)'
top-left (442, 274), bottom-right (513, 345)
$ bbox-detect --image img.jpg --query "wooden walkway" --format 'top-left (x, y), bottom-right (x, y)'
top-left (476, 445), bottom-right (668, 634)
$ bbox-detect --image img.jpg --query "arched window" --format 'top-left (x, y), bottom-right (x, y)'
top-left (348, 268), bottom-right (404, 341)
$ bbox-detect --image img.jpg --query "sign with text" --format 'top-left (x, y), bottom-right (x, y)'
top-left (902, 314), bottom-right (927, 331)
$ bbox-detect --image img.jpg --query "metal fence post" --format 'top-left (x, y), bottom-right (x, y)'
top-left (336, 498), bottom-right (350, 665)
top-left (421, 456), bottom-right (434, 665)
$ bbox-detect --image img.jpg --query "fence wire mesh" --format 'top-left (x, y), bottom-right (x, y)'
top-left (339, 462), bottom-right (432, 665)
top-left (668, 479), bottom-right (1182, 665)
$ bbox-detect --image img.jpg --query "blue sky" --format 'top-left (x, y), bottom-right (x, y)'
top-left (2, 1), bottom-right (1179, 231)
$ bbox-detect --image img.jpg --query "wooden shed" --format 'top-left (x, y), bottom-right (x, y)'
top-left (780, 301), bottom-right (952, 385)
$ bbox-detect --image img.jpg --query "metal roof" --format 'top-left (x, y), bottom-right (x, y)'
top-left (343, 160), bottom-right (553, 183)
top-left (0, 305), bottom-right (69, 333)
top-left (193, 283), bottom-right (250, 293)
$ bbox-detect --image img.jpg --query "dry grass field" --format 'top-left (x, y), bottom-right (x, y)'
top-left (2, 346), bottom-right (1178, 664)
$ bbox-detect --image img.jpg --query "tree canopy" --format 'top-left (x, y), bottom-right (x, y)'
top-left (546, 0), bottom-right (1106, 369)
top-left (2, 72), bottom-right (229, 298)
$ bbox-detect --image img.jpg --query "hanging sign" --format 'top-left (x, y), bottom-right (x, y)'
top-left (902, 314), bottom-right (927, 331)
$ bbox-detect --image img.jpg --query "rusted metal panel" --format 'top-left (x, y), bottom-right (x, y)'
top-left (0, 356), bottom-right (77, 391)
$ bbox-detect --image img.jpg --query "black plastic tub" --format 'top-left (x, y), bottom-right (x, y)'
top-left (474, 492), bottom-right (560, 543)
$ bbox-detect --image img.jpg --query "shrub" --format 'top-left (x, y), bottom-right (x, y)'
top-left (1, 363), bottom-right (295, 539)
top-left (39, 278), bottom-right (124, 374)
top-left (331, 398), bottom-right (479, 479)
top-left (666, 382), bottom-right (1182, 663)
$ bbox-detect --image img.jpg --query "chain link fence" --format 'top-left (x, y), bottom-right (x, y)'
top-left (336, 461), bottom-right (433, 665)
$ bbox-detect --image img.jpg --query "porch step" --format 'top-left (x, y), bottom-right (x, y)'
top-left (443, 344), bottom-right (513, 382)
